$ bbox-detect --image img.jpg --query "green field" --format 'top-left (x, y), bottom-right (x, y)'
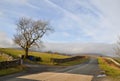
top-left (0, 48), bottom-right (89, 76)
top-left (0, 48), bottom-right (89, 66)
top-left (0, 65), bottom-right (25, 76)
top-left (58, 57), bottom-right (89, 66)
top-left (0, 48), bottom-right (69, 65)
top-left (0, 56), bottom-right (8, 62)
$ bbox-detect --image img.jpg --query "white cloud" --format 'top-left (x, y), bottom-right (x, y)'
top-left (0, 0), bottom-right (120, 45)
top-left (1, 0), bottom-right (40, 11)
top-left (25, 3), bottom-right (40, 10)
top-left (48, 0), bottom-right (120, 43)
top-left (45, 0), bottom-right (85, 25)
top-left (4, 0), bottom-right (28, 5)
top-left (88, 0), bottom-right (120, 42)
top-left (0, 32), bottom-right (13, 47)
top-left (0, 12), bottom-right (3, 17)
top-left (62, 32), bottom-right (71, 37)
top-left (40, 43), bottom-right (116, 57)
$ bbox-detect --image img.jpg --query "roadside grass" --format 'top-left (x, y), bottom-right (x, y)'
top-left (0, 48), bottom-right (69, 65)
top-left (0, 48), bottom-right (90, 76)
top-left (0, 48), bottom-right (88, 66)
top-left (0, 65), bottom-right (25, 76)
top-left (57, 57), bottom-right (89, 66)
top-left (114, 58), bottom-right (120, 64)
top-left (98, 57), bottom-right (120, 78)
top-left (0, 48), bottom-right (23, 58)
top-left (0, 56), bottom-right (8, 62)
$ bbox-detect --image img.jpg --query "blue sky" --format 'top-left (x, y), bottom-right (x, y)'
top-left (0, 0), bottom-right (120, 47)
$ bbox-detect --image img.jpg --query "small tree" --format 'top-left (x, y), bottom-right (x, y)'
top-left (115, 36), bottom-right (120, 57)
top-left (13, 17), bottom-right (53, 58)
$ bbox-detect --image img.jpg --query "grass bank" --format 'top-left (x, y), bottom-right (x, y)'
top-left (0, 65), bottom-right (25, 76)
top-left (0, 48), bottom-right (69, 65)
top-left (57, 57), bottom-right (89, 66)
top-left (0, 48), bottom-right (89, 66)
top-left (0, 48), bottom-right (89, 76)
top-left (114, 58), bottom-right (120, 64)
top-left (98, 57), bottom-right (120, 78)
top-left (0, 56), bottom-right (8, 62)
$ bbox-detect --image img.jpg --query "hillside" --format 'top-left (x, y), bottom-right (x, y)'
top-left (0, 48), bottom-right (69, 65)
top-left (39, 43), bottom-right (116, 57)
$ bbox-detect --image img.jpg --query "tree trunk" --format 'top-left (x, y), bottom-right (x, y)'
top-left (25, 48), bottom-right (29, 58)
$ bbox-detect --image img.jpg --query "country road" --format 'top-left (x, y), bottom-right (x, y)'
top-left (0, 57), bottom-right (105, 81)
top-left (56, 57), bottom-right (102, 81)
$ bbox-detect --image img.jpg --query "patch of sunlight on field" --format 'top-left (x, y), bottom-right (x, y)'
top-left (0, 56), bottom-right (8, 62)
top-left (0, 48), bottom-right (69, 64)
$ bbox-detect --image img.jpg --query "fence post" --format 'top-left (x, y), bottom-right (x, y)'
top-left (20, 58), bottom-right (23, 65)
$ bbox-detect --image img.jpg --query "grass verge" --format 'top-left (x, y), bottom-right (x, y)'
top-left (0, 48), bottom-right (89, 66)
top-left (0, 48), bottom-right (69, 65)
top-left (0, 56), bottom-right (8, 62)
top-left (57, 57), bottom-right (89, 66)
top-left (98, 57), bottom-right (120, 78)
top-left (0, 65), bottom-right (25, 76)
top-left (114, 58), bottom-right (120, 64)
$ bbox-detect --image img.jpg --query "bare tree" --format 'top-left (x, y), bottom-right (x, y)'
top-left (115, 36), bottom-right (120, 57)
top-left (13, 17), bottom-right (53, 58)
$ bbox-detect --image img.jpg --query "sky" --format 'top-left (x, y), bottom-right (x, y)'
top-left (0, 0), bottom-right (120, 48)
top-left (40, 43), bottom-right (116, 57)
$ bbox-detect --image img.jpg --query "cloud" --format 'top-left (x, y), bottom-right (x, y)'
top-left (3, 0), bottom-right (28, 5)
top-left (62, 32), bottom-right (71, 37)
top-left (82, 0), bottom-right (120, 43)
top-left (39, 43), bottom-right (116, 57)
top-left (0, 0), bottom-right (120, 44)
top-left (0, 12), bottom-right (4, 17)
top-left (44, 0), bottom-right (101, 41)
top-left (45, 0), bottom-right (83, 22)
top-left (0, 0), bottom-right (43, 19)
top-left (0, 0), bottom-right (120, 56)
top-left (25, 3), bottom-right (40, 10)
top-left (0, 32), bottom-right (13, 47)
top-left (45, 0), bottom-right (118, 43)
top-left (47, 0), bottom-right (120, 43)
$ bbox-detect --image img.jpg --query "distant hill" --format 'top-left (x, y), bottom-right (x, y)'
top-left (36, 43), bottom-right (116, 57)
top-left (0, 43), bottom-right (117, 57)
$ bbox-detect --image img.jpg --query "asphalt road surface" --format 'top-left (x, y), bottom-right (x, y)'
top-left (0, 57), bottom-right (105, 81)
top-left (56, 57), bottom-right (102, 81)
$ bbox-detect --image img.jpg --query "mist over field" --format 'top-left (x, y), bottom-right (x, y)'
top-left (38, 43), bottom-right (116, 57)
top-left (0, 39), bottom-right (117, 57)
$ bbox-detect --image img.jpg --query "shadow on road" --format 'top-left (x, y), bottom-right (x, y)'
top-left (0, 57), bottom-right (102, 81)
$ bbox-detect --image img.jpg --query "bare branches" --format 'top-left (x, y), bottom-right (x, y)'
top-left (115, 36), bottom-right (120, 57)
top-left (13, 17), bottom-right (53, 57)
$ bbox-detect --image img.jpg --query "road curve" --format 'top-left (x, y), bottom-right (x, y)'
top-left (0, 57), bottom-right (101, 81)
top-left (56, 57), bottom-right (101, 81)
top-left (57, 57), bottom-right (100, 75)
